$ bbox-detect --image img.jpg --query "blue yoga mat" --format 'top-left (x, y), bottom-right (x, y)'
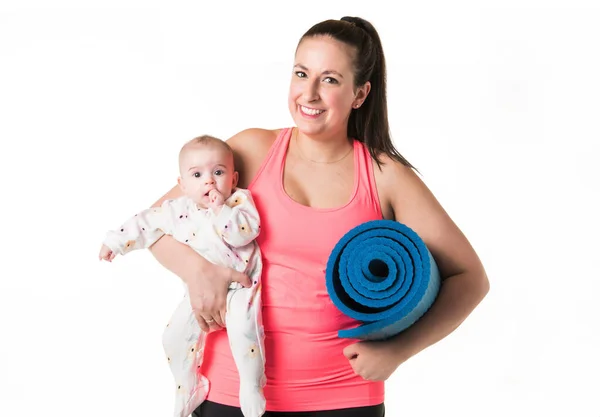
top-left (325, 219), bottom-right (441, 340)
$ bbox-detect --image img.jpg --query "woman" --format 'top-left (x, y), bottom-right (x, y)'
top-left (150, 16), bottom-right (489, 417)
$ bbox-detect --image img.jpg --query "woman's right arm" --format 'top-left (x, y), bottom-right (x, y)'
top-left (148, 184), bottom-right (251, 332)
top-left (148, 128), bottom-right (275, 331)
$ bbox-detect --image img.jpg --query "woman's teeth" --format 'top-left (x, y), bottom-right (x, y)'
top-left (301, 105), bottom-right (324, 116)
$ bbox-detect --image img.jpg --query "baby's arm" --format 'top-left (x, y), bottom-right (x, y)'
top-left (213, 189), bottom-right (260, 248)
top-left (100, 199), bottom-right (181, 260)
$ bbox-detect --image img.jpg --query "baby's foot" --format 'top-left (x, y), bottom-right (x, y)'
top-left (239, 383), bottom-right (266, 417)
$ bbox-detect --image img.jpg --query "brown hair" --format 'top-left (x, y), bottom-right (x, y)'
top-left (300, 17), bottom-right (416, 171)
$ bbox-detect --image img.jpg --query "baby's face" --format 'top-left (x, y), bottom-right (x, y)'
top-left (178, 145), bottom-right (238, 208)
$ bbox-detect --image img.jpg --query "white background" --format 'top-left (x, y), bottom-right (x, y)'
top-left (1, 0), bottom-right (598, 416)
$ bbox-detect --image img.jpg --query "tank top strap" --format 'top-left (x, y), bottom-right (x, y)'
top-left (248, 127), bottom-right (291, 191)
top-left (353, 139), bottom-right (383, 219)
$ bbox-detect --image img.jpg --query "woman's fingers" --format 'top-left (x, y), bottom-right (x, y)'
top-left (187, 262), bottom-right (238, 331)
top-left (197, 312), bottom-right (225, 331)
top-left (196, 315), bottom-right (210, 332)
top-left (211, 312), bottom-right (225, 328)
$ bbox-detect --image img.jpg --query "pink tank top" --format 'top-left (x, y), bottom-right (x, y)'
top-left (201, 128), bottom-right (385, 411)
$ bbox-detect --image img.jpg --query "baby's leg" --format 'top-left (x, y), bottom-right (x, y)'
top-left (163, 293), bottom-right (209, 417)
top-left (226, 286), bottom-right (266, 417)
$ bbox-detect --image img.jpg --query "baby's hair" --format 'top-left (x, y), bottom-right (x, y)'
top-left (179, 134), bottom-right (234, 164)
top-left (183, 134), bottom-right (233, 154)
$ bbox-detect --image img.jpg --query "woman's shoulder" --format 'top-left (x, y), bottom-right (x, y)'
top-left (372, 153), bottom-right (424, 220)
top-left (226, 128), bottom-right (283, 156)
top-left (226, 127), bottom-right (286, 187)
top-left (373, 153), bottom-right (418, 183)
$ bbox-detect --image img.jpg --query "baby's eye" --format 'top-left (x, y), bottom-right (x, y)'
top-left (214, 170), bottom-right (224, 176)
top-left (194, 172), bottom-right (201, 178)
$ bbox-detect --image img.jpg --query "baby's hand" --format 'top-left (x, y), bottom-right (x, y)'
top-left (99, 244), bottom-right (116, 262)
top-left (208, 189), bottom-right (224, 208)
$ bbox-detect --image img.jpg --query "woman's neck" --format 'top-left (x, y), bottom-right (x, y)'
top-left (293, 127), bottom-right (353, 164)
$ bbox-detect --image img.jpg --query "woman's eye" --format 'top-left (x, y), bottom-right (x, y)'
top-left (295, 71), bottom-right (307, 78)
top-left (324, 76), bottom-right (338, 84)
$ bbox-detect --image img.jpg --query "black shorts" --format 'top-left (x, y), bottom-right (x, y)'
top-left (193, 400), bottom-right (385, 417)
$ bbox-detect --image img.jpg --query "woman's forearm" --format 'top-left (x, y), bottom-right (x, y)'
top-left (148, 235), bottom-right (209, 284)
top-left (389, 270), bottom-right (489, 360)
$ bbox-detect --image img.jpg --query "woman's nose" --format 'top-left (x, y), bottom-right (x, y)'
top-left (302, 80), bottom-right (320, 102)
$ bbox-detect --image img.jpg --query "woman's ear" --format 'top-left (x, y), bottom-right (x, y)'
top-left (353, 81), bottom-right (371, 109)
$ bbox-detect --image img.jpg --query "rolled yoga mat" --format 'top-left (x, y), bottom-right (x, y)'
top-left (325, 219), bottom-right (441, 340)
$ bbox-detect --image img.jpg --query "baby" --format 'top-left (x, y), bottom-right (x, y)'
top-left (99, 135), bottom-right (266, 417)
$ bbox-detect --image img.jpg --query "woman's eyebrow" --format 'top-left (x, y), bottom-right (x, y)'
top-left (294, 64), bottom-right (344, 78)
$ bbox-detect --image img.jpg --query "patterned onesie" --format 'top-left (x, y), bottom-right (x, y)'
top-left (103, 188), bottom-right (266, 417)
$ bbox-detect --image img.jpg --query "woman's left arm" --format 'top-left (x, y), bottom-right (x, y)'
top-left (384, 161), bottom-right (489, 364)
top-left (344, 160), bottom-right (489, 380)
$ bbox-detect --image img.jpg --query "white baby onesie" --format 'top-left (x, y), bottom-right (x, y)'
top-left (103, 188), bottom-right (266, 417)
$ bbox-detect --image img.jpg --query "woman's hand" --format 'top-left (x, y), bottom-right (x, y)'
top-left (343, 339), bottom-right (409, 381)
top-left (186, 259), bottom-right (252, 332)
top-left (148, 234), bottom-right (252, 332)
